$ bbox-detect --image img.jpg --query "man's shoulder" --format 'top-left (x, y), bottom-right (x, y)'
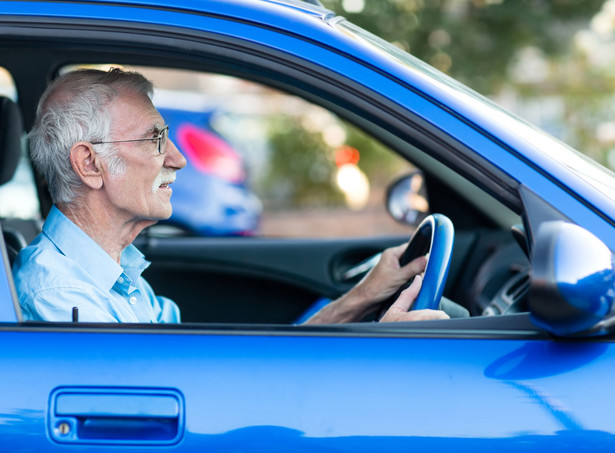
top-left (13, 233), bottom-right (86, 288)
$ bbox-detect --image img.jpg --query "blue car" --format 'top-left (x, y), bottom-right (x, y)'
top-left (156, 106), bottom-right (261, 236)
top-left (0, 0), bottom-right (614, 451)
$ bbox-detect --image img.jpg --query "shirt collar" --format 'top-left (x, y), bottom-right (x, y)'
top-left (42, 205), bottom-right (150, 292)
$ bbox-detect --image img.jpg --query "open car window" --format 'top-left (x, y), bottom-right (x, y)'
top-left (50, 64), bottom-right (527, 328)
top-left (63, 65), bottom-right (416, 239)
top-left (2, 53), bottom-right (530, 331)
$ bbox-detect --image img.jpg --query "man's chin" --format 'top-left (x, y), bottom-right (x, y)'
top-left (156, 210), bottom-right (173, 221)
top-left (144, 206), bottom-right (173, 223)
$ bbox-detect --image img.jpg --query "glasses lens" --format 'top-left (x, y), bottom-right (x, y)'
top-left (158, 126), bottom-right (169, 154)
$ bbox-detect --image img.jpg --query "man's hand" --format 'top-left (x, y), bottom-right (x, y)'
top-left (380, 275), bottom-right (450, 322)
top-left (354, 243), bottom-right (427, 305)
top-left (305, 243), bottom-right (446, 324)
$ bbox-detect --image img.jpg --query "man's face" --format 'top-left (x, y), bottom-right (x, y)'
top-left (101, 90), bottom-right (186, 224)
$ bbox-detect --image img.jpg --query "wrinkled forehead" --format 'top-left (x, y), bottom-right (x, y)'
top-left (108, 89), bottom-right (164, 136)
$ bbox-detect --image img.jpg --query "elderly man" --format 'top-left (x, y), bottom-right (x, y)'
top-left (13, 68), bottom-right (448, 324)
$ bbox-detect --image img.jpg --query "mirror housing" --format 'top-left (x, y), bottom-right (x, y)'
top-left (386, 171), bottom-right (429, 226)
top-left (529, 221), bottom-right (615, 336)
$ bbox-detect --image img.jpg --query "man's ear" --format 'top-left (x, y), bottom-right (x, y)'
top-left (70, 141), bottom-right (103, 190)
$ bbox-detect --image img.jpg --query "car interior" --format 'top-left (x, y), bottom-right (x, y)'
top-left (0, 26), bottom-right (542, 335)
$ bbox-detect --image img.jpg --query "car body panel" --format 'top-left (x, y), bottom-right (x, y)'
top-left (1, 323), bottom-right (614, 451)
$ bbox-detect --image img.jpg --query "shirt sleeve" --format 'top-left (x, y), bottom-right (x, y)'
top-left (135, 276), bottom-right (181, 323)
top-left (156, 296), bottom-right (181, 323)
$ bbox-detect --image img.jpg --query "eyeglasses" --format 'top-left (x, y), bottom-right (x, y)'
top-left (91, 125), bottom-right (169, 154)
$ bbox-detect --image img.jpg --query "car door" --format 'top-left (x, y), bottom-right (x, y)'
top-left (2, 296), bottom-right (615, 451)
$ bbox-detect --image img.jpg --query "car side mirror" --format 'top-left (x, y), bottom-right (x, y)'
top-left (529, 221), bottom-right (615, 337)
top-left (386, 171), bottom-right (430, 227)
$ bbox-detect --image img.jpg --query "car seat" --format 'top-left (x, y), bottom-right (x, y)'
top-left (0, 95), bottom-right (28, 264)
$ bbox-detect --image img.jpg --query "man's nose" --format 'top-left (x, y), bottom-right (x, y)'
top-left (164, 139), bottom-right (187, 170)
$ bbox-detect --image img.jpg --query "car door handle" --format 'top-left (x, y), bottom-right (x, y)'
top-left (49, 387), bottom-right (184, 445)
top-left (342, 252), bottom-right (381, 281)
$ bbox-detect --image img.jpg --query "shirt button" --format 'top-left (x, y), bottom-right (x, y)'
top-left (118, 277), bottom-right (124, 284)
top-left (129, 296), bottom-right (137, 305)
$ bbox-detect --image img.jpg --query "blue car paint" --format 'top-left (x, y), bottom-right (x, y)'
top-left (0, 0), bottom-right (614, 451)
top-left (1, 328), bottom-right (614, 451)
top-left (157, 107), bottom-right (260, 236)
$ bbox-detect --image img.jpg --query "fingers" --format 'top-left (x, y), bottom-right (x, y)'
top-left (379, 274), bottom-right (450, 323)
top-left (356, 244), bottom-right (428, 307)
top-left (380, 307), bottom-right (450, 322)
top-left (388, 242), bottom-right (410, 260)
top-left (379, 276), bottom-right (422, 321)
top-left (386, 243), bottom-right (425, 263)
top-left (400, 309), bottom-right (450, 321)
top-left (385, 243), bottom-right (427, 274)
top-left (397, 275), bottom-right (422, 311)
top-left (402, 255), bottom-right (427, 277)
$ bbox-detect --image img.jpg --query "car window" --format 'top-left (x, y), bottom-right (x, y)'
top-left (65, 65), bottom-right (413, 238)
top-left (0, 67), bottom-right (40, 220)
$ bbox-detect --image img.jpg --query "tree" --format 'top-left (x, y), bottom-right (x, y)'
top-left (322, 0), bottom-right (604, 94)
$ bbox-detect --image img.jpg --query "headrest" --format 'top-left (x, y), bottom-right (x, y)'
top-left (0, 96), bottom-right (23, 185)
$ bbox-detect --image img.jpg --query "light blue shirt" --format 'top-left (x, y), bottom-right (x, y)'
top-left (13, 205), bottom-right (181, 323)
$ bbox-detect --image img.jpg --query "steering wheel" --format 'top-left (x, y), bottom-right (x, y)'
top-left (380, 213), bottom-right (455, 317)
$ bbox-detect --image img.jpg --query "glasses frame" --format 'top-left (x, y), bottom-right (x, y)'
top-left (91, 125), bottom-right (169, 154)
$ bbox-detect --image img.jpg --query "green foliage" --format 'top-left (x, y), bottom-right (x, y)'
top-left (260, 114), bottom-right (409, 210)
top-left (342, 123), bottom-right (411, 183)
top-left (322, 0), bottom-right (604, 94)
top-left (320, 0), bottom-right (615, 166)
top-left (260, 115), bottom-right (344, 209)
top-left (260, 1), bottom-right (613, 209)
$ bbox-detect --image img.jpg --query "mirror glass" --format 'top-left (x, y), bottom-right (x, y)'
top-left (529, 221), bottom-right (615, 336)
top-left (386, 171), bottom-right (429, 226)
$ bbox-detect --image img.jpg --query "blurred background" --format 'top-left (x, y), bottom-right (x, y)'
top-left (322, 0), bottom-right (615, 167)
